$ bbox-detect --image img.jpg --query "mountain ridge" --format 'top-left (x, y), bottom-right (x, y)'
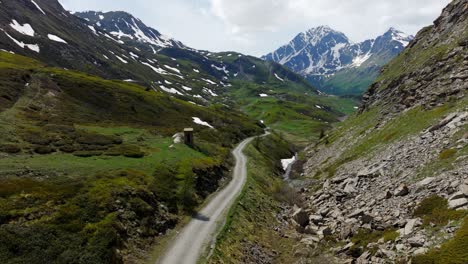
top-left (263, 26), bottom-right (414, 95)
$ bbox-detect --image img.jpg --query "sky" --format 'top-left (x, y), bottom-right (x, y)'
top-left (59, 0), bottom-right (451, 56)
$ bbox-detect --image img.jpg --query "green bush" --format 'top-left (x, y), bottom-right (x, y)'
top-left (34, 146), bottom-right (55, 155)
top-left (439, 149), bottom-right (457, 160)
top-left (152, 164), bottom-right (178, 213)
top-left (105, 145), bottom-right (144, 158)
top-left (0, 144), bottom-right (21, 154)
top-left (23, 132), bottom-right (52, 145)
top-left (59, 145), bottom-right (76, 153)
top-left (414, 195), bottom-right (466, 227)
top-left (76, 133), bottom-right (122, 146)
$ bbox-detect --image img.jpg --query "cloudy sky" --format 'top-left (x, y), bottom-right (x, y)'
top-left (59, 0), bottom-right (451, 56)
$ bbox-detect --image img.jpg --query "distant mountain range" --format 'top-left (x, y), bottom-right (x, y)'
top-left (263, 26), bottom-right (414, 95)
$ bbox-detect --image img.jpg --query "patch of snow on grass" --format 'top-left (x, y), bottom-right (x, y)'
top-left (10, 20), bottom-right (35, 36)
top-left (115, 55), bottom-right (128, 64)
top-left (164, 65), bottom-right (181, 74)
top-left (3, 31), bottom-right (39, 52)
top-left (182, 85), bottom-right (192, 91)
top-left (202, 78), bottom-right (217, 85)
top-left (30, 0), bottom-right (46, 15)
top-left (192, 117), bottom-right (214, 129)
top-left (259, 94), bottom-right (268, 97)
top-left (274, 73), bottom-right (284, 82)
top-left (141, 62), bottom-right (168, 75)
top-left (160, 85), bottom-right (183, 95)
top-left (47, 34), bottom-right (67, 43)
top-left (203, 88), bottom-right (218, 97)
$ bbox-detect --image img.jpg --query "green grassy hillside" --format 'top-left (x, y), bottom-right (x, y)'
top-left (0, 51), bottom-right (263, 264)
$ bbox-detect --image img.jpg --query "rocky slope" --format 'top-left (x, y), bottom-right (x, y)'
top-left (287, 0), bottom-right (468, 263)
top-left (263, 26), bottom-right (413, 95)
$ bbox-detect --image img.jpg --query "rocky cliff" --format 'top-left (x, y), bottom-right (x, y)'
top-left (288, 1), bottom-right (468, 263)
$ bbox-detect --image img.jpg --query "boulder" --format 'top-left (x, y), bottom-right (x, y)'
top-left (394, 184), bottom-right (409, 196)
top-left (449, 191), bottom-right (465, 201)
top-left (408, 235), bottom-right (425, 247)
top-left (292, 208), bottom-right (310, 227)
top-left (348, 209), bottom-right (365, 218)
top-left (309, 214), bottom-right (324, 225)
top-left (304, 224), bottom-right (319, 235)
top-left (416, 177), bottom-right (435, 187)
top-left (404, 219), bottom-right (419, 235)
top-left (300, 235), bottom-right (320, 246)
top-left (460, 184), bottom-right (468, 196)
top-left (448, 198), bottom-right (468, 209)
top-left (414, 248), bottom-right (429, 255)
top-left (356, 251), bottom-right (371, 264)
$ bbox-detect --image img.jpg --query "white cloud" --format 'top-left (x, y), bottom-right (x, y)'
top-left (59, 0), bottom-right (450, 56)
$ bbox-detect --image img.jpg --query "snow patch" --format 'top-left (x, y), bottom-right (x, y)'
top-left (9, 20), bottom-right (35, 37)
top-left (47, 34), bottom-right (67, 44)
top-left (274, 73), bottom-right (284, 82)
top-left (3, 31), bottom-right (39, 52)
top-left (30, 0), bottom-right (46, 15)
top-left (164, 65), bottom-right (181, 74)
top-left (203, 88), bottom-right (218, 97)
top-left (259, 94), bottom-right (268, 97)
top-left (351, 53), bottom-right (371, 67)
top-left (160, 85), bottom-right (183, 95)
top-left (202, 78), bottom-right (217, 85)
top-left (115, 55), bottom-right (128, 64)
top-left (192, 117), bottom-right (214, 129)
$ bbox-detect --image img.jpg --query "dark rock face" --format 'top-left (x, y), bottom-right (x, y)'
top-left (362, 0), bottom-right (468, 114)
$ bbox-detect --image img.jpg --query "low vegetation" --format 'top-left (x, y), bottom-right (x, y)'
top-left (0, 52), bottom-right (263, 263)
top-left (209, 133), bottom-right (300, 263)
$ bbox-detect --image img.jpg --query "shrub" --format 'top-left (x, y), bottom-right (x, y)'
top-left (23, 132), bottom-right (52, 145)
top-left (439, 148), bottom-right (457, 160)
top-left (383, 230), bottom-right (399, 242)
top-left (105, 145), bottom-right (144, 158)
top-left (152, 164), bottom-right (178, 213)
top-left (76, 133), bottom-right (122, 146)
top-left (414, 195), bottom-right (466, 227)
top-left (34, 146), bottom-right (55, 154)
top-left (59, 145), bottom-right (76, 153)
top-left (0, 144), bottom-right (21, 154)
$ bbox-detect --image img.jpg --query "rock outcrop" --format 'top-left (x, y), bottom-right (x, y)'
top-left (288, 1), bottom-right (468, 263)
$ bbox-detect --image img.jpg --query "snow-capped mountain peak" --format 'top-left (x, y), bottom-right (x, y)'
top-left (386, 27), bottom-right (413, 47)
top-left (75, 11), bottom-right (185, 50)
top-left (263, 26), bottom-right (414, 95)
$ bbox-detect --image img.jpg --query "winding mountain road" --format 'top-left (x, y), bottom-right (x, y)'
top-left (158, 135), bottom-right (259, 264)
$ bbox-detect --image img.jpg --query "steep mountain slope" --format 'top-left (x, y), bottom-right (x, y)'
top-left (76, 11), bottom-right (185, 50)
top-left (263, 26), bottom-right (413, 95)
top-left (0, 51), bottom-right (264, 264)
top-left (285, 0), bottom-right (467, 263)
top-left (0, 0), bottom-right (355, 143)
